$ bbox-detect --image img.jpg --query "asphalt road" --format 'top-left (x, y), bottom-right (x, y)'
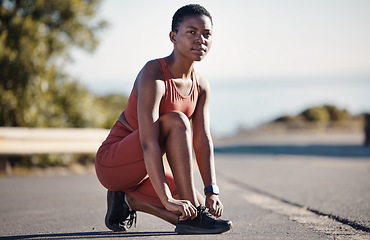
top-left (1, 134), bottom-right (370, 239)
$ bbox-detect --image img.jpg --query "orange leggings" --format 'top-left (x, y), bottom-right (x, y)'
top-left (95, 121), bottom-right (177, 208)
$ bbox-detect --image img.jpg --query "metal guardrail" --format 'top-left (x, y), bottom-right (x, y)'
top-left (0, 127), bottom-right (110, 155)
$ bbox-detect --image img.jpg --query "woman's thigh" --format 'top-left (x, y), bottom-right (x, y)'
top-left (95, 122), bottom-right (148, 191)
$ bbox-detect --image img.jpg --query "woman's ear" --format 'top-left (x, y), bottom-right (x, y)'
top-left (169, 31), bottom-right (176, 43)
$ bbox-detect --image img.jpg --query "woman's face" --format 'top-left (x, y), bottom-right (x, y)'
top-left (171, 14), bottom-right (213, 62)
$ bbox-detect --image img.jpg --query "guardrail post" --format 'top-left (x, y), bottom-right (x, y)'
top-left (0, 156), bottom-right (12, 176)
top-left (365, 113), bottom-right (370, 147)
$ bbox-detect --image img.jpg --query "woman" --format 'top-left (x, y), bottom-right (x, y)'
top-left (95, 4), bottom-right (232, 234)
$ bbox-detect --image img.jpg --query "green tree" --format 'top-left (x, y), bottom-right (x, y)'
top-left (323, 105), bottom-right (350, 122)
top-left (96, 94), bottom-right (128, 129)
top-left (0, 0), bottom-right (107, 127)
top-left (301, 107), bottom-right (330, 122)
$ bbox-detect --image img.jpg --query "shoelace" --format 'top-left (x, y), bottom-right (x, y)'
top-left (198, 205), bottom-right (218, 221)
top-left (119, 211), bottom-right (137, 229)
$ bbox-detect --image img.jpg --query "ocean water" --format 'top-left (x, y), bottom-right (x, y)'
top-left (86, 76), bottom-right (370, 136)
top-left (209, 77), bottom-right (370, 136)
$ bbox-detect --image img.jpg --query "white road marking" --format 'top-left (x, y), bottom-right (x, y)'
top-left (244, 192), bottom-right (370, 240)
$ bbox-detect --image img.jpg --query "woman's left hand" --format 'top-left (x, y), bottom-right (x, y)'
top-left (205, 193), bottom-right (223, 218)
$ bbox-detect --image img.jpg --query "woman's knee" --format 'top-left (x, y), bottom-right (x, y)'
top-left (160, 111), bottom-right (191, 133)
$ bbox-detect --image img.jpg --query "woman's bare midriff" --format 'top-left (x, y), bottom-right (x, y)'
top-left (118, 111), bottom-right (135, 132)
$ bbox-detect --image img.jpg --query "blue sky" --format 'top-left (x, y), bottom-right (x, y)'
top-left (66, 0), bottom-right (370, 135)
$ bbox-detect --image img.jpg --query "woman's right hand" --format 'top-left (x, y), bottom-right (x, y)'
top-left (164, 198), bottom-right (197, 221)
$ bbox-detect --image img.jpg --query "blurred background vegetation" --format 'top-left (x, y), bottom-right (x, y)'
top-left (0, 0), bottom-right (126, 129)
top-left (274, 105), bottom-right (361, 126)
top-left (0, 0), bottom-right (129, 172)
top-left (239, 105), bottom-right (365, 135)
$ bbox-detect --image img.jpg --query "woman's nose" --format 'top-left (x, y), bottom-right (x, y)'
top-left (196, 34), bottom-right (206, 44)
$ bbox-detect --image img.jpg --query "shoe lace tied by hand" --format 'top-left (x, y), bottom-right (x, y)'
top-left (199, 205), bottom-right (217, 220)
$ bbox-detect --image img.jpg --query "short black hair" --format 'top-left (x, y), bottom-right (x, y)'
top-left (171, 4), bottom-right (213, 32)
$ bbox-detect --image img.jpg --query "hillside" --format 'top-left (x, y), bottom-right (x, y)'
top-left (237, 105), bottom-right (365, 135)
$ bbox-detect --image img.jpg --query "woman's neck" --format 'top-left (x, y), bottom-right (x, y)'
top-left (165, 52), bottom-right (194, 79)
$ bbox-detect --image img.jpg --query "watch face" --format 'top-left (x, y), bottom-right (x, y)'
top-left (212, 185), bottom-right (220, 194)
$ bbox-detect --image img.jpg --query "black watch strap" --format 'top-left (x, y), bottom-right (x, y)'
top-left (204, 184), bottom-right (220, 195)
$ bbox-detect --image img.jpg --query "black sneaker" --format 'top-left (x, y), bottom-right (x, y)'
top-left (175, 205), bottom-right (232, 234)
top-left (105, 190), bottom-right (137, 231)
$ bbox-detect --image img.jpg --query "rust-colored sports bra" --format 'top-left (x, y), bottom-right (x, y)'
top-left (123, 58), bottom-right (200, 130)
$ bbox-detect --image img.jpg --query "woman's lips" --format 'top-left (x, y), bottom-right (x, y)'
top-left (191, 48), bottom-right (206, 53)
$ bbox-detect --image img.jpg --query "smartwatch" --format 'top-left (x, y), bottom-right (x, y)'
top-left (204, 184), bottom-right (220, 195)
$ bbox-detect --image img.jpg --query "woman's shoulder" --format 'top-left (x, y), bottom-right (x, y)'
top-left (133, 59), bottom-right (166, 95)
top-left (140, 59), bottom-right (165, 81)
top-left (194, 71), bottom-right (210, 92)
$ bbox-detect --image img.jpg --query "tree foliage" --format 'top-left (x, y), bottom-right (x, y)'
top-left (96, 94), bottom-right (128, 129)
top-left (274, 105), bottom-right (351, 123)
top-left (0, 0), bottom-right (109, 127)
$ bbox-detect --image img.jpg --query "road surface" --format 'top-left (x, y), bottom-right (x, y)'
top-left (0, 132), bottom-right (369, 239)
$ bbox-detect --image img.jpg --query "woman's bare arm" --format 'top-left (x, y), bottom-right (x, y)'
top-left (192, 73), bottom-right (223, 217)
top-left (136, 60), bottom-right (170, 202)
top-left (192, 74), bottom-right (216, 187)
top-left (136, 60), bottom-right (197, 219)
